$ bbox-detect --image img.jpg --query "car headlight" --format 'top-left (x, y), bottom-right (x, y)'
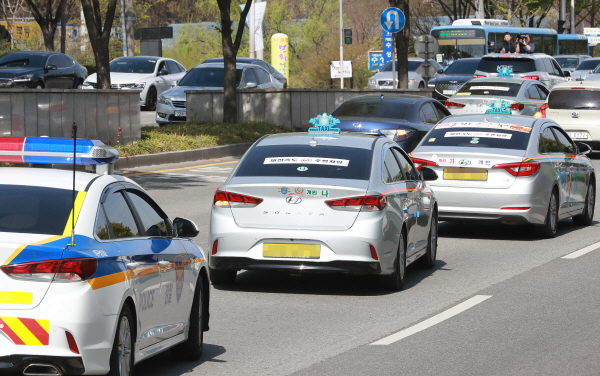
top-left (133, 83), bottom-right (145, 89)
top-left (380, 129), bottom-right (417, 142)
top-left (428, 83), bottom-right (435, 88)
top-left (369, 79), bottom-right (376, 85)
top-left (13, 74), bottom-right (33, 82)
top-left (83, 81), bottom-right (92, 87)
top-left (410, 79), bottom-right (416, 84)
top-left (158, 96), bottom-right (171, 106)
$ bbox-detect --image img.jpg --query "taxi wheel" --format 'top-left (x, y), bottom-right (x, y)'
top-left (573, 181), bottom-right (595, 226)
top-left (144, 87), bottom-right (157, 111)
top-left (379, 230), bottom-right (406, 291)
top-left (417, 211), bottom-right (438, 269)
top-left (537, 190), bottom-right (558, 238)
top-left (209, 268), bottom-right (236, 285)
top-left (108, 304), bottom-right (135, 376)
top-left (171, 275), bottom-right (204, 361)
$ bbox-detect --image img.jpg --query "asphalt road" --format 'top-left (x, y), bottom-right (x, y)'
top-left (120, 157), bottom-right (600, 376)
top-left (140, 110), bottom-right (157, 126)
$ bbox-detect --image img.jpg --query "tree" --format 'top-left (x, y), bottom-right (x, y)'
top-left (23, 0), bottom-right (68, 51)
top-left (389, 0), bottom-right (410, 89)
top-left (216, 0), bottom-right (252, 124)
top-left (60, 0), bottom-right (77, 53)
top-left (80, 0), bottom-right (118, 89)
top-left (0, 0), bottom-right (25, 49)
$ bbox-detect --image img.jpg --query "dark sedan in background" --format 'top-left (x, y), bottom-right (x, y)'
top-left (331, 94), bottom-right (451, 153)
top-left (202, 57), bottom-right (287, 88)
top-left (0, 51), bottom-right (87, 89)
top-left (427, 58), bottom-right (480, 101)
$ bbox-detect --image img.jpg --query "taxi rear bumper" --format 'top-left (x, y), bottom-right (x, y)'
top-left (210, 256), bottom-right (382, 274)
top-left (0, 354), bottom-right (84, 375)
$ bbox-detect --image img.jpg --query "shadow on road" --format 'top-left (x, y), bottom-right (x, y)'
top-left (134, 342), bottom-right (226, 376)
top-left (438, 218), bottom-right (598, 241)
top-left (212, 259), bottom-right (448, 296)
top-left (127, 173), bottom-right (217, 191)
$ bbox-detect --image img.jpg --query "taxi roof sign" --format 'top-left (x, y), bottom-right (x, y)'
top-left (0, 137), bottom-right (119, 166)
top-left (497, 66), bottom-right (513, 77)
top-left (308, 113), bottom-right (341, 136)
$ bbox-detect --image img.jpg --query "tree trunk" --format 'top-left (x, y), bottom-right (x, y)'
top-left (92, 40), bottom-right (111, 89)
top-left (42, 29), bottom-right (55, 51)
top-left (389, 0), bottom-right (409, 89)
top-left (60, 14), bottom-right (68, 53)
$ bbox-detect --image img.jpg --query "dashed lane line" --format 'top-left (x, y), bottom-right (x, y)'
top-left (123, 160), bottom-right (238, 177)
top-left (562, 241), bottom-right (600, 259)
top-left (370, 295), bottom-right (492, 346)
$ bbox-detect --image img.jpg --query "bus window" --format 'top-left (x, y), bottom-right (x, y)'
top-left (456, 39), bottom-right (486, 58)
top-left (543, 36), bottom-right (556, 55)
top-left (530, 34), bottom-right (543, 53)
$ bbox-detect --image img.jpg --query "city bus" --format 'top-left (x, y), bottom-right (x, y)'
top-left (430, 20), bottom-right (559, 64)
top-left (557, 34), bottom-right (589, 55)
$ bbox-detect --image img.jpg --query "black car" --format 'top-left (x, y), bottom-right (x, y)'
top-left (427, 58), bottom-right (480, 101)
top-left (0, 51), bottom-right (87, 89)
top-left (331, 94), bottom-right (451, 153)
top-left (201, 57), bottom-right (287, 87)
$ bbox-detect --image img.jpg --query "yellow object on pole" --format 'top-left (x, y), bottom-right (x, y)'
top-left (271, 33), bottom-right (289, 87)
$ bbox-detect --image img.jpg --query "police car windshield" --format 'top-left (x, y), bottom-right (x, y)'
top-left (235, 145), bottom-right (373, 180)
top-left (424, 124), bottom-right (532, 150)
top-left (0, 185), bottom-right (78, 235)
top-left (110, 58), bottom-right (157, 73)
top-left (457, 82), bottom-right (521, 97)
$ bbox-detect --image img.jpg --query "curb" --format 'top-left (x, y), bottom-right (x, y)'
top-left (114, 142), bottom-right (253, 170)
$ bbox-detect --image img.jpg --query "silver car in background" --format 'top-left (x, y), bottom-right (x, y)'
top-left (209, 132), bottom-right (439, 291)
top-left (410, 114), bottom-right (595, 238)
top-left (368, 58), bottom-right (443, 89)
top-left (473, 54), bottom-right (569, 88)
top-left (444, 77), bottom-right (549, 116)
top-left (156, 62), bottom-right (282, 124)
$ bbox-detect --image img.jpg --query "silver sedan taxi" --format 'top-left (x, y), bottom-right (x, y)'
top-left (410, 112), bottom-right (595, 237)
top-left (209, 115), bottom-right (439, 291)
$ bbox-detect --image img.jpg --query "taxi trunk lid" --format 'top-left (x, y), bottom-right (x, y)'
top-left (546, 87), bottom-right (600, 140)
top-left (224, 182), bottom-right (368, 231)
top-left (0, 236), bottom-right (65, 310)
top-left (411, 150), bottom-right (527, 189)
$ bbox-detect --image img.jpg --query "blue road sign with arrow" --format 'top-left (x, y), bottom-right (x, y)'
top-left (380, 7), bottom-right (405, 34)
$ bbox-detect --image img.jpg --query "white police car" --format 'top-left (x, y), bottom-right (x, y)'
top-left (0, 138), bottom-right (209, 375)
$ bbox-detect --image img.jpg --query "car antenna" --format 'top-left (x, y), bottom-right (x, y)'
top-left (69, 122), bottom-right (77, 248)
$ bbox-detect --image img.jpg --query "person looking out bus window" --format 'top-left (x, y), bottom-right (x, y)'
top-left (516, 34), bottom-right (535, 54)
top-left (497, 32), bottom-right (516, 53)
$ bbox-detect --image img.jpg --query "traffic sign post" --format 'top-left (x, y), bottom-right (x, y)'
top-left (381, 8), bottom-right (404, 89)
top-left (413, 35), bottom-right (440, 86)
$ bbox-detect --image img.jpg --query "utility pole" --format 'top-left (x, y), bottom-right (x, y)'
top-left (124, 0), bottom-right (135, 56)
top-left (571, 0), bottom-right (575, 34)
top-left (120, 0), bottom-right (127, 56)
top-left (476, 0), bottom-right (484, 18)
top-left (256, 0), bottom-right (263, 60)
top-left (339, 0), bottom-right (344, 89)
top-left (249, 1), bottom-right (255, 58)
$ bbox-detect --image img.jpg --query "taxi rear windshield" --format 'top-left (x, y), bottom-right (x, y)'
top-left (548, 89), bottom-right (600, 109)
top-left (425, 123), bottom-right (532, 150)
top-left (0, 185), bottom-right (77, 235)
top-left (457, 82), bottom-right (521, 97)
top-left (235, 145), bottom-right (373, 180)
top-left (477, 58), bottom-right (536, 73)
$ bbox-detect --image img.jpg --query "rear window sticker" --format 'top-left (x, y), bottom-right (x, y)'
top-left (470, 86), bottom-right (510, 91)
top-left (436, 122), bottom-right (532, 134)
top-left (265, 157), bottom-right (349, 167)
top-left (428, 138), bottom-right (436, 142)
top-left (444, 131), bottom-right (513, 139)
top-left (297, 166), bottom-right (308, 171)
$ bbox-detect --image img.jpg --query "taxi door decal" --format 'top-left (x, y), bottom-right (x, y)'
top-left (0, 317), bottom-right (50, 345)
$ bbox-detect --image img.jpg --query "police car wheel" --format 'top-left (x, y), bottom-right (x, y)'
top-left (209, 268), bottom-right (236, 285)
top-left (171, 274), bottom-right (204, 361)
top-left (108, 304), bottom-right (135, 376)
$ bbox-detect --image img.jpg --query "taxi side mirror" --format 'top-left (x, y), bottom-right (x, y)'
top-left (577, 142), bottom-right (592, 155)
top-left (420, 167), bottom-right (438, 181)
top-left (173, 217), bottom-right (199, 238)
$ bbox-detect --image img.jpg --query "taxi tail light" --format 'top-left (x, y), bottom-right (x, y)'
top-left (445, 101), bottom-right (465, 108)
top-left (492, 161), bottom-right (540, 177)
top-left (212, 240), bottom-right (218, 255)
top-left (325, 195), bottom-right (387, 211)
top-left (66, 331), bottom-right (80, 354)
top-left (539, 103), bottom-right (548, 118)
top-left (510, 103), bottom-right (525, 111)
top-left (369, 245), bottom-right (379, 260)
top-left (473, 74), bottom-right (486, 78)
top-left (1, 258), bottom-right (97, 281)
top-left (411, 158), bottom-right (439, 171)
top-left (213, 189), bottom-right (263, 207)
top-left (522, 76), bottom-right (539, 81)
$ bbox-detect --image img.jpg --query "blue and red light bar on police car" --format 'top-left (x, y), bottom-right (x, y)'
top-left (0, 137), bottom-right (119, 165)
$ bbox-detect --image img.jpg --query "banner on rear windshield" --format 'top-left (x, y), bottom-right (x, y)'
top-left (469, 86), bottom-right (510, 91)
top-left (436, 122), bottom-right (532, 134)
top-left (264, 157), bottom-right (350, 167)
top-left (444, 131), bottom-right (512, 139)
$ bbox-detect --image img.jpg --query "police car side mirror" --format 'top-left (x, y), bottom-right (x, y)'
top-left (420, 167), bottom-right (438, 181)
top-left (173, 217), bottom-right (199, 238)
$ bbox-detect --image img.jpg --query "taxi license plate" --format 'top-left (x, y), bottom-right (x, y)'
top-left (175, 110), bottom-right (186, 117)
top-left (443, 168), bottom-right (488, 181)
top-left (263, 243), bottom-right (320, 258)
top-left (567, 132), bottom-right (589, 140)
top-left (443, 90), bottom-right (456, 95)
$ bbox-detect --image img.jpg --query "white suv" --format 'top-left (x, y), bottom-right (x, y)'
top-left (542, 80), bottom-right (600, 150)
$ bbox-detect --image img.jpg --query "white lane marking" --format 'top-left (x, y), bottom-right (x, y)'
top-left (562, 241), bottom-right (600, 259)
top-left (371, 295), bottom-right (492, 346)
